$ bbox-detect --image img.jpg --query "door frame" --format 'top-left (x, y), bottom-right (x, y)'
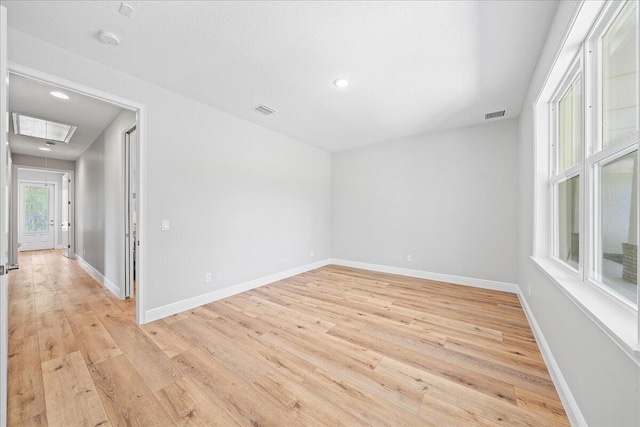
top-left (1, 6), bottom-right (8, 423)
top-left (7, 63), bottom-right (148, 325)
top-left (123, 123), bottom-right (137, 300)
top-left (11, 167), bottom-right (75, 259)
top-left (17, 180), bottom-right (56, 252)
top-left (61, 172), bottom-right (71, 258)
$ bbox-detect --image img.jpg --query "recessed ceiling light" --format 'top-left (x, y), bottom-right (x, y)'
top-left (50, 91), bottom-right (69, 100)
top-left (38, 147), bottom-right (51, 151)
top-left (98, 30), bottom-right (121, 46)
top-left (334, 78), bottom-right (349, 88)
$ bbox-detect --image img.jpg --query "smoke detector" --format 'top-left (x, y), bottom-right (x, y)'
top-left (98, 30), bottom-right (121, 46)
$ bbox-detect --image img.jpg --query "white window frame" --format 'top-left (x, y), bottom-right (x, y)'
top-left (588, 140), bottom-right (639, 308)
top-left (532, 0), bottom-right (640, 362)
top-left (549, 57), bottom-right (584, 276)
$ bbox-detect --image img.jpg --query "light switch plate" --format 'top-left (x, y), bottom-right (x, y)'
top-left (161, 220), bottom-right (170, 231)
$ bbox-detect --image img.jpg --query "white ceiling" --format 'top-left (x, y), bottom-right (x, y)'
top-left (2, 1), bottom-right (558, 152)
top-left (8, 74), bottom-right (123, 161)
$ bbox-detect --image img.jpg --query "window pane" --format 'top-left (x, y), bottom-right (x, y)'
top-left (558, 77), bottom-right (581, 172)
top-left (598, 150), bottom-right (637, 304)
top-left (25, 187), bottom-right (49, 233)
top-left (557, 176), bottom-right (580, 269)
top-left (602, 0), bottom-right (638, 148)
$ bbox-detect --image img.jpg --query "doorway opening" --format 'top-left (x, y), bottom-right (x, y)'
top-left (6, 65), bottom-right (147, 324)
top-left (15, 167), bottom-right (74, 256)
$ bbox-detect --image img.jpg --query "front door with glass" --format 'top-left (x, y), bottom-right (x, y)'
top-left (19, 182), bottom-right (55, 251)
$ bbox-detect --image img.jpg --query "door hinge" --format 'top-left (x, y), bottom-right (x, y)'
top-left (0, 265), bottom-right (4, 276)
top-left (68, 245), bottom-right (71, 248)
top-left (68, 201), bottom-right (71, 205)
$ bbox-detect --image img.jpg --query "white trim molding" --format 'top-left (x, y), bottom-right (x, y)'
top-left (144, 259), bottom-right (332, 323)
top-left (518, 292), bottom-right (587, 427)
top-left (330, 258), bottom-right (520, 294)
top-left (532, 257), bottom-right (640, 363)
top-left (75, 254), bottom-right (121, 298)
top-left (8, 62), bottom-right (148, 325)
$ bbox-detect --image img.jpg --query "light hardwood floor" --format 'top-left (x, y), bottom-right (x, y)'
top-left (7, 250), bottom-right (568, 426)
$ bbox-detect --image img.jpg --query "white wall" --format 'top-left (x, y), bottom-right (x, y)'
top-left (6, 6), bottom-right (640, 425)
top-left (16, 169), bottom-right (64, 247)
top-left (12, 153), bottom-right (74, 171)
top-left (76, 109), bottom-right (135, 293)
top-left (517, 2), bottom-right (640, 426)
top-left (332, 119), bottom-right (519, 284)
top-left (7, 28), bottom-right (331, 313)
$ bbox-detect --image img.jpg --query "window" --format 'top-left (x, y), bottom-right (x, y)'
top-left (557, 75), bottom-right (582, 172)
top-left (589, 0), bottom-right (639, 306)
top-left (24, 187), bottom-right (49, 233)
top-left (536, 0), bottom-right (639, 357)
top-left (557, 175), bottom-right (580, 270)
top-left (551, 62), bottom-right (583, 274)
top-left (547, 0), bottom-right (639, 310)
top-left (595, 149), bottom-right (637, 303)
top-left (600, 0), bottom-right (638, 149)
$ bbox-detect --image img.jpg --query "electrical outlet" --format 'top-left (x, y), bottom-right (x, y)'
top-left (528, 283), bottom-right (532, 296)
top-left (310, 250), bottom-right (314, 257)
top-left (83, 249), bottom-right (86, 256)
top-left (205, 273), bottom-right (212, 283)
top-left (407, 255), bottom-right (412, 262)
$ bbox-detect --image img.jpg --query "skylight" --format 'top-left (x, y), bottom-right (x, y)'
top-left (12, 113), bottom-right (77, 143)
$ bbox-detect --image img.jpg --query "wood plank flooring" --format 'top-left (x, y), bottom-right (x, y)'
top-left (7, 250), bottom-right (569, 426)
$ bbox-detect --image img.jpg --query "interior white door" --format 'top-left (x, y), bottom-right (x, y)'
top-left (61, 173), bottom-right (70, 257)
top-left (18, 182), bottom-right (55, 251)
top-left (1, 5), bottom-right (10, 423)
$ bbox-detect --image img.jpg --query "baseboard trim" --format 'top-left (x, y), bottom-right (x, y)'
top-left (74, 254), bottom-right (121, 299)
top-left (144, 258), bottom-right (332, 323)
top-left (330, 258), bottom-right (520, 294)
top-left (517, 292), bottom-right (586, 426)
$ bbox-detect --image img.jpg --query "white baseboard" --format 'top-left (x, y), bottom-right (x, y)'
top-left (330, 258), bottom-right (520, 294)
top-left (144, 258), bottom-right (332, 323)
top-left (74, 254), bottom-right (121, 298)
top-left (517, 292), bottom-right (586, 427)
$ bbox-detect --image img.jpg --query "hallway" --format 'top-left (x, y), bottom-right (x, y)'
top-left (7, 250), bottom-right (134, 425)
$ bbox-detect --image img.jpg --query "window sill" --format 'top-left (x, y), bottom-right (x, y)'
top-left (531, 256), bottom-right (640, 365)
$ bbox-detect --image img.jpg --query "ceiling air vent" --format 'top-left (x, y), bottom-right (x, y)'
top-left (253, 104), bottom-right (276, 116)
top-left (485, 110), bottom-right (506, 120)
